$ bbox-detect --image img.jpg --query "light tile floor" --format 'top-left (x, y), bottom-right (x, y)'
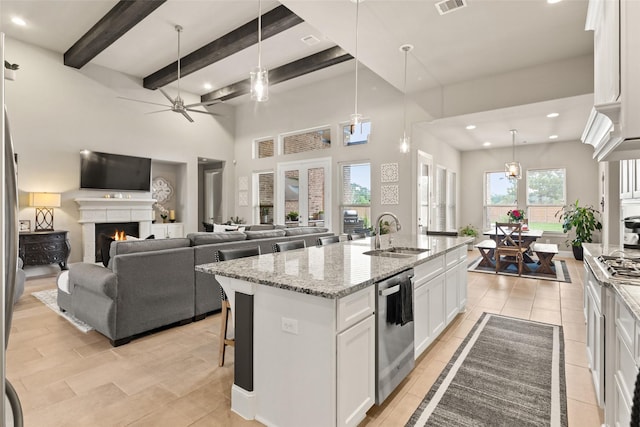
top-left (8, 256), bottom-right (602, 426)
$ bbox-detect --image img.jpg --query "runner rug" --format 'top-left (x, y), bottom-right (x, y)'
top-left (406, 313), bottom-right (567, 427)
top-left (467, 256), bottom-right (572, 283)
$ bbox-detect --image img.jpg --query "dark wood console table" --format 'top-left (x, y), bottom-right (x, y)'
top-left (19, 230), bottom-right (70, 270)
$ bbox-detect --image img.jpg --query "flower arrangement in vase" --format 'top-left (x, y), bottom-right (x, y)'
top-left (507, 209), bottom-right (525, 223)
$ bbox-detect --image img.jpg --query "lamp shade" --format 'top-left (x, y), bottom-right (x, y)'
top-left (29, 192), bottom-right (61, 208)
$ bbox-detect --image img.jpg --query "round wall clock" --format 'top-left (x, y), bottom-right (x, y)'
top-left (152, 177), bottom-right (173, 203)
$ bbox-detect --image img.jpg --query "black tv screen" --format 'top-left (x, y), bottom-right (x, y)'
top-left (80, 151), bottom-right (151, 192)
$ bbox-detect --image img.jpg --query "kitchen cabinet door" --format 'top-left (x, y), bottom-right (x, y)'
top-left (414, 278), bottom-right (431, 359)
top-left (621, 160), bottom-right (633, 199)
top-left (456, 261), bottom-right (467, 311)
top-left (428, 274), bottom-right (446, 343)
top-left (586, 284), bottom-right (605, 407)
top-left (337, 315), bottom-right (375, 427)
top-left (444, 268), bottom-right (458, 325)
top-left (592, 0), bottom-right (620, 105)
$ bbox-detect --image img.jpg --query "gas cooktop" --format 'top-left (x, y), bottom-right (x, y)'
top-left (597, 255), bottom-right (640, 280)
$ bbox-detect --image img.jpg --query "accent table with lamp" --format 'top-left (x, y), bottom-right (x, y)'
top-left (19, 192), bottom-right (71, 270)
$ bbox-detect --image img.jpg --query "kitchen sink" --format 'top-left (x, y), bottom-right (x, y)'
top-left (363, 247), bottom-right (429, 257)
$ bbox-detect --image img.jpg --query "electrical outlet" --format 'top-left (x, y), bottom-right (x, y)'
top-left (281, 317), bottom-right (299, 335)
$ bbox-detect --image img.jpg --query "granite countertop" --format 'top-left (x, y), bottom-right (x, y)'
top-left (583, 243), bottom-right (640, 322)
top-left (195, 234), bottom-right (472, 299)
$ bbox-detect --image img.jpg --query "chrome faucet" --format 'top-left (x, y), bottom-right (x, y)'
top-left (374, 212), bottom-right (402, 249)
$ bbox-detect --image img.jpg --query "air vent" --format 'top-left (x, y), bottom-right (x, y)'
top-left (435, 0), bottom-right (467, 15)
top-left (301, 35), bottom-right (320, 46)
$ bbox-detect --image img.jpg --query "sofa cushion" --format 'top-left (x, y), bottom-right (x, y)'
top-left (187, 231), bottom-right (247, 246)
top-left (109, 238), bottom-right (191, 258)
top-left (244, 229), bottom-right (286, 240)
top-left (284, 227), bottom-right (329, 236)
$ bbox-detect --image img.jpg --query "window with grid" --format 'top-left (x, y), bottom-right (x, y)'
top-left (526, 168), bottom-right (565, 232)
top-left (484, 171), bottom-right (518, 229)
top-left (340, 162), bottom-right (371, 235)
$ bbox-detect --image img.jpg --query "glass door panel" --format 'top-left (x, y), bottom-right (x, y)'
top-left (308, 167), bottom-right (325, 227)
top-left (284, 170), bottom-right (300, 225)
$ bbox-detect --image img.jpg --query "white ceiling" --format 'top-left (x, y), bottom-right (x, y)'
top-left (1, 0), bottom-right (594, 151)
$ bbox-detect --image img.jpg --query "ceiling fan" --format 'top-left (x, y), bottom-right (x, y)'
top-left (119, 25), bottom-right (220, 123)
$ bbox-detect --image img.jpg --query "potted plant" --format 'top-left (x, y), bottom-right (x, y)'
top-left (555, 200), bottom-right (602, 260)
top-left (287, 211), bottom-right (299, 222)
top-left (459, 224), bottom-right (479, 250)
top-left (317, 210), bottom-right (324, 220)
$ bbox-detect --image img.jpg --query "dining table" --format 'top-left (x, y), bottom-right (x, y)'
top-left (482, 227), bottom-right (544, 263)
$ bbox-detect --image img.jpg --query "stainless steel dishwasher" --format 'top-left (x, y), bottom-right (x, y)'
top-left (376, 268), bottom-right (415, 404)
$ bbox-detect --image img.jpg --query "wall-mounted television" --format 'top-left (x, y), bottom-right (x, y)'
top-left (80, 150), bottom-right (152, 192)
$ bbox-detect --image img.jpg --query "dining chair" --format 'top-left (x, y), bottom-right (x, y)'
top-left (273, 240), bottom-right (306, 252)
top-left (216, 246), bottom-right (260, 367)
top-left (347, 232), bottom-right (367, 241)
top-left (317, 235), bottom-right (340, 246)
top-left (494, 222), bottom-right (528, 276)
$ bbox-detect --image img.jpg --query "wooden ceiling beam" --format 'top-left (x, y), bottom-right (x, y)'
top-left (201, 46), bottom-right (353, 102)
top-left (143, 5), bottom-right (303, 90)
top-left (64, 0), bottom-right (166, 69)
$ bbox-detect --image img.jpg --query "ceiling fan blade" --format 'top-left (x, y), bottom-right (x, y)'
top-left (180, 110), bottom-right (194, 122)
top-left (185, 108), bottom-right (221, 116)
top-left (184, 100), bottom-right (222, 108)
top-left (145, 109), bottom-right (173, 114)
top-left (117, 96), bottom-right (171, 108)
top-left (158, 88), bottom-right (175, 104)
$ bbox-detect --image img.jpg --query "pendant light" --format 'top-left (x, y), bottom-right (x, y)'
top-left (399, 44), bottom-right (413, 154)
top-left (250, 0), bottom-right (268, 102)
top-left (349, 0), bottom-right (363, 134)
top-left (505, 129), bottom-right (522, 179)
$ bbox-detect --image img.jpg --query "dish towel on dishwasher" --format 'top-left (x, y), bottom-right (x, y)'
top-left (386, 278), bottom-right (414, 326)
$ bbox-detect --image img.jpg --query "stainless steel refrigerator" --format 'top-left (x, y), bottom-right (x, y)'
top-left (2, 33), bottom-right (24, 427)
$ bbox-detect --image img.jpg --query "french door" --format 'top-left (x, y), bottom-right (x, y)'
top-left (276, 158), bottom-right (331, 228)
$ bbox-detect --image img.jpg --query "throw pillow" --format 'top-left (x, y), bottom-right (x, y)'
top-left (98, 233), bottom-right (115, 267)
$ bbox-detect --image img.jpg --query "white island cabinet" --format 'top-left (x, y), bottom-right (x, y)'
top-left (196, 234), bottom-right (472, 427)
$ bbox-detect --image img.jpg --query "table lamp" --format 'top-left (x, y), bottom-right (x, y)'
top-left (29, 192), bottom-right (61, 231)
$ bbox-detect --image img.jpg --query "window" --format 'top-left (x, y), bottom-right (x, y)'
top-left (255, 138), bottom-right (275, 158)
top-left (282, 127), bottom-right (331, 155)
top-left (484, 171), bottom-right (517, 228)
top-left (254, 172), bottom-right (274, 224)
top-left (340, 162), bottom-right (371, 234)
top-left (341, 119), bottom-right (371, 146)
top-left (526, 168), bottom-right (565, 232)
top-left (446, 171), bottom-right (456, 231)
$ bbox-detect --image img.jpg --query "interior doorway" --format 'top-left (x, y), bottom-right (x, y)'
top-left (416, 150), bottom-right (433, 234)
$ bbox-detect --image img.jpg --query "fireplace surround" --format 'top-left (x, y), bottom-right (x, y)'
top-left (75, 198), bottom-right (155, 263)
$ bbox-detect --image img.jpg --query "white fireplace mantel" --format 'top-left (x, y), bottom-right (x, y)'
top-left (75, 198), bottom-right (156, 263)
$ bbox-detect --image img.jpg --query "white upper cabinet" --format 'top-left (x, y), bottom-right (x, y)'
top-left (583, 0), bottom-right (640, 161)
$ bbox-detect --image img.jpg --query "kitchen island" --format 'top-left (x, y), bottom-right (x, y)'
top-left (196, 234), bottom-right (471, 427)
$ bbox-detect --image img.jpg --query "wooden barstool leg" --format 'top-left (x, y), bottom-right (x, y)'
top-left (218, 299), bottom-right (236, 367)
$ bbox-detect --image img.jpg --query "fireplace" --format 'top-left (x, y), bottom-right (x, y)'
top-left (75, 197), bottom-right (155, 263)
top-left (95, 222), bottom-right (140, 263)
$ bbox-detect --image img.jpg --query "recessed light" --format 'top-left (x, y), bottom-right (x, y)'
top-left (465, 125), bottom-right (476, 130)
top-left (549, 135), bottom-right (558, 140)
top-left (203, 83), bottom-right (212, 90)
top-left (482, 141), bottom-right (491, 147)
top-left (547, 0), bottom-right (562, 4)
top-left (11, 16), bottom-right (26, 26)
top-left (547, 112), bottom-right (559, 118)
top-left (300, 35), bottom-right (320, 46)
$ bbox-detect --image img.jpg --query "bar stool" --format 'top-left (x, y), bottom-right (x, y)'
top-left (216, 246), bottom-right (260, 367)
top-left (317, 235), bottom-right (340, 246)
top-left (273, 239), bottom-right (306, 252)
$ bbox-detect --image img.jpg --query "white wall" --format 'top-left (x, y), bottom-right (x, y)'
top-left (231, 67), bottom-right (454, 234)
top-left (460, 140), bottom-right (600, 249)
top-left (5, 37), bottom-right (236, 262)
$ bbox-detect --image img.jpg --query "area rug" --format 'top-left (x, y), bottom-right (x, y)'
top-left (467, 256), bottom-right (571, 283)
top-left (406, 313), bottom-right (567, 427)
top-left (31, 289), bottom-right (94, 333)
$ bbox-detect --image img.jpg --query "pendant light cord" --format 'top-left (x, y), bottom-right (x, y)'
top-left (258, 0), bottom-right (262, 69)
top-left (402, 47), bottom-right (408, 138)
top-left (511, 129), bottom-right (516, 161)
top-left (354, 0), bottom-right (359, 117)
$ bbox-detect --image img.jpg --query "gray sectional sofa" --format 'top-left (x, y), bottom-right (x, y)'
top-left (58, 226), bottom-right (333, 346)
